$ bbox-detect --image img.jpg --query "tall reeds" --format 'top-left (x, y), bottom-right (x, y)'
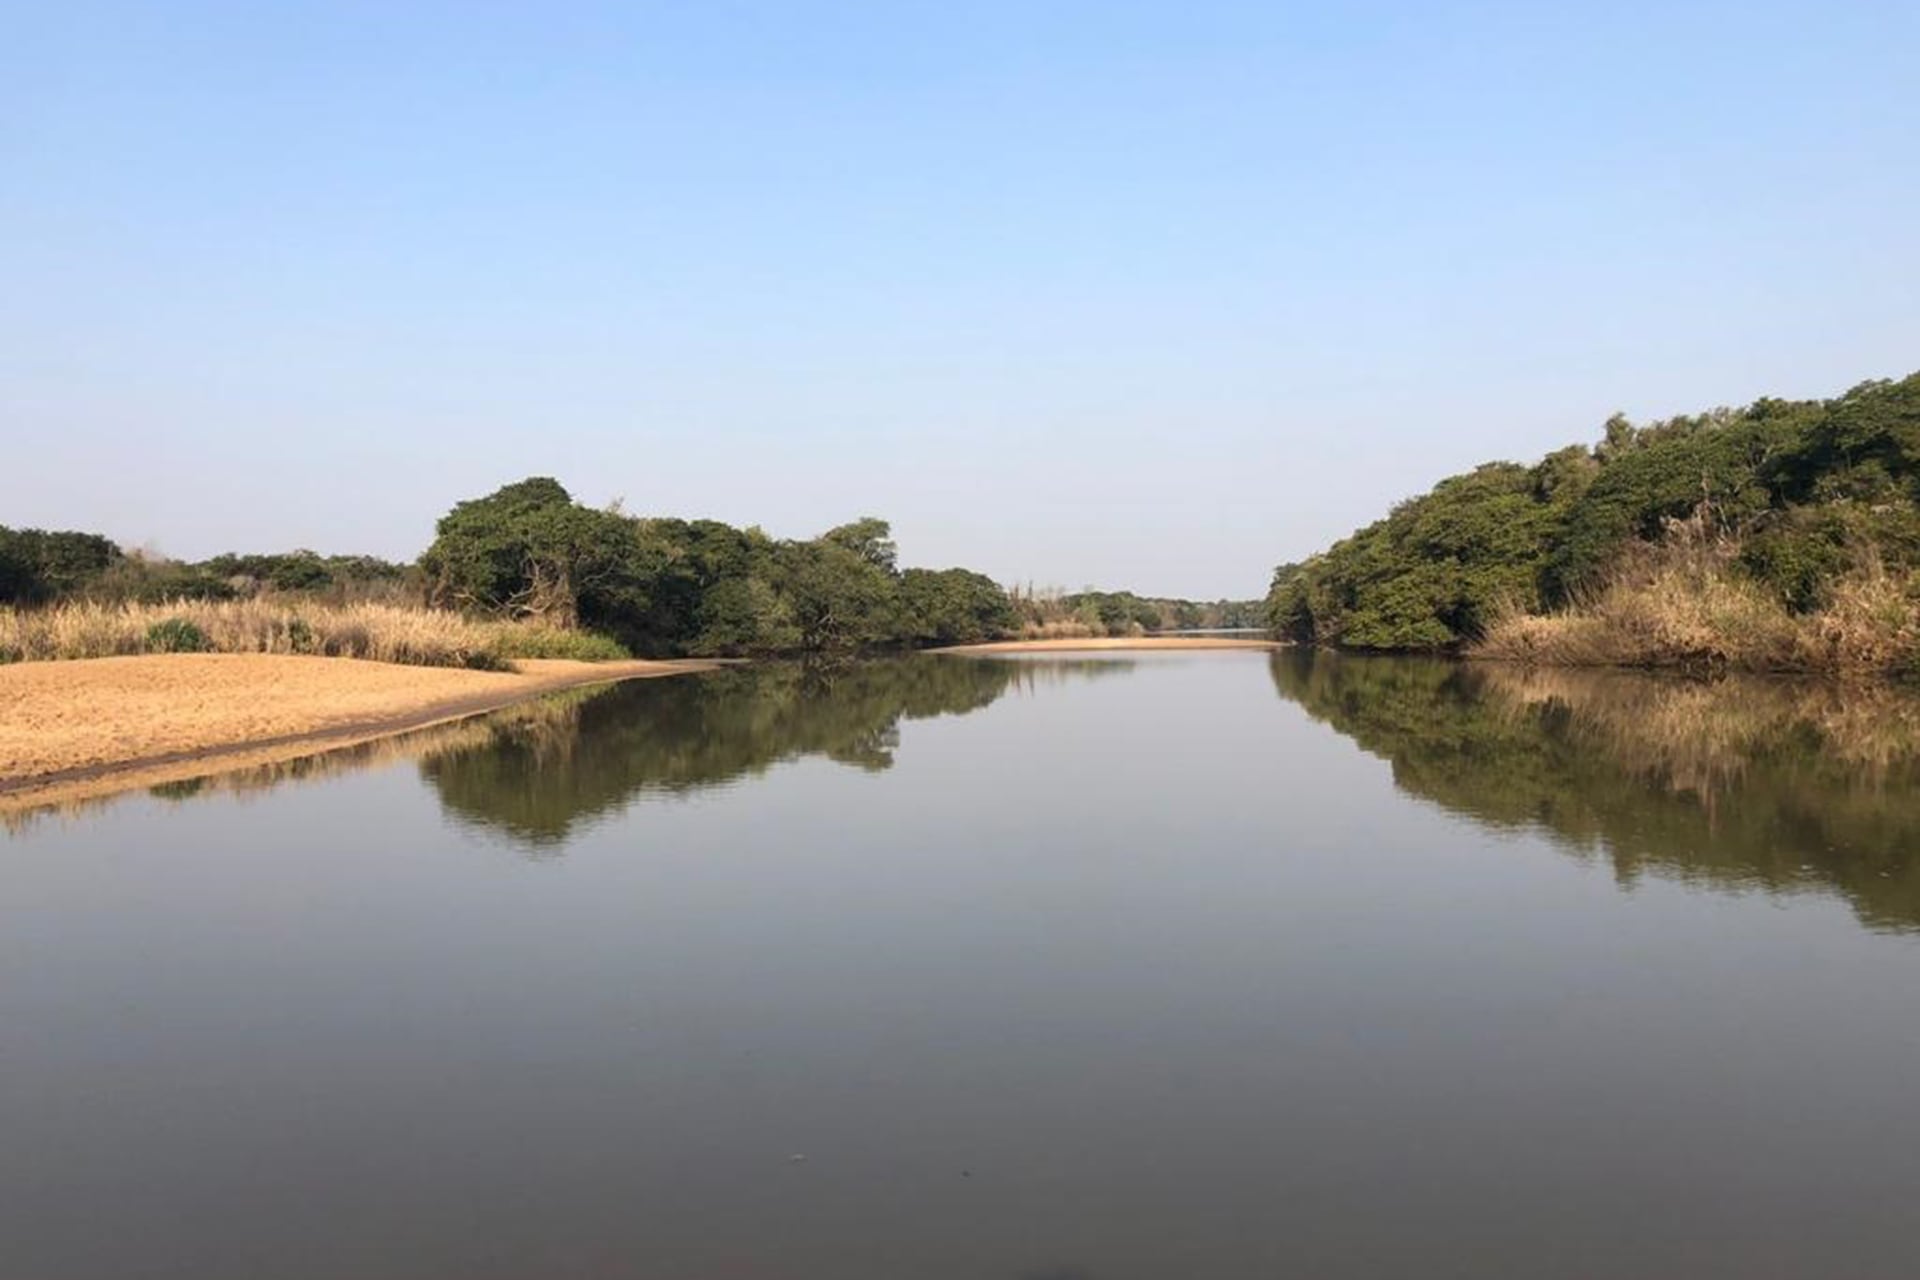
top-left (0, 599), bottom-right (628, 668)
top-left (1472, 517), bottom-right (1918, 678)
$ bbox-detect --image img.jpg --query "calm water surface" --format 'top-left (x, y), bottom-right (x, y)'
top-left (6, 652), bottom-right (1920, 1279)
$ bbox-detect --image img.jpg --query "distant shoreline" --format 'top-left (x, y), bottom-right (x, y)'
top-left (0, 653), bottom-right (721, 813)
top-left (934, 636), bottom-right (1281, 654)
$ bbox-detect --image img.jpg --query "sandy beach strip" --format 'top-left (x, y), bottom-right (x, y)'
top-left (933, 636), bottom-right (1281, 655)
top-left (0, 653), bottom-right (720, 809)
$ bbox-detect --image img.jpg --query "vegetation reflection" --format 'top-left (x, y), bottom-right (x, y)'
top-left (421, 656), bottom-right (1131, 846)
top-left (1269, 650), bottom-right (1920, 932)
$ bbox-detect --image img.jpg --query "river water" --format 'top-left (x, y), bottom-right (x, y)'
top-left (5, 651), bottom-right (1919, 1279)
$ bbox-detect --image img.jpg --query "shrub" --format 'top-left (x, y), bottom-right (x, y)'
top-left (485, 627), bottom-right (630, 663)
top-left (145, 617), bottom-right (212, 653)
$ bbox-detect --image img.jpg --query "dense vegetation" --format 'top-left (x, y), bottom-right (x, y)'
top-left (411, 478), bottom-right (1015, 655)
top-left (5, 477), bottom-right (1252, 662)
top-left (1267, 371), bottom-right (1920, 672)
top-left (0, 527), bottom-right (412, 607)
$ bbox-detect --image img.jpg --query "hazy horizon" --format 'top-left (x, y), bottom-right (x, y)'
top-left (6, 2), bottom-right (1916, 599)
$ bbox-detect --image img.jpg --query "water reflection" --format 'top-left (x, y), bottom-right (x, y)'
top-left (3, 657), bottom-right (1135, 841)
top-left (1269, 650), bottom-right (1920, 931)
top-left (422, 657), bottom-right (1082, 845)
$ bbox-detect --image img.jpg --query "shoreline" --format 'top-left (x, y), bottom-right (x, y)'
top-left (934, 636), bottom-right (1282, 655)
top-left (0, 653), bottom-right (723, 813)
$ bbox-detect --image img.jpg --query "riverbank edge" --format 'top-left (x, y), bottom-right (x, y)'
top-left (933, 637), bottom-right (1283, 654)
top-left (0, 654), bottom-right (726, 813)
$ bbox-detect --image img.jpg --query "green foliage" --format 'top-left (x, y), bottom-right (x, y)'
top-left (688, 576), bottom-right (800, 656)
top-left (196, 549), bottom-right (408, 596)
top-left (0, 526), bottom-right (123, 603)
top-left (1770, 377), bottom-right (1920, 503)
top-left (900, 568), bottom-right (1017, 646)
top-left (1008, 586), bottom-right (1263, 638)
top-left (819, 517), bottom-right (898, 573)
top-left (1269, 460), bottom-right (1582, 649)
top-left (1544, 400), bottom-right (1812, 599)
top-left (1061, 590), bottom-right (1163, 634)
top-left (422, 487), bottom-right (1009, 658)
top-left (1269, 370), bottom-right (1920, 651)
top-left (8, 478), bottom-right (1226, 666)
top-left (145, 617), bottom-right (212, 653)
top-left (778, 534), bottom-right (902, 654)
top-left (0, 524), bottom-right (416, 610)
top-left (419, 477), bottom-right (660, 632)
top-left (0, 534), bottom-right (33, 603)
top-left (485, 627), bottom-right (631, 662)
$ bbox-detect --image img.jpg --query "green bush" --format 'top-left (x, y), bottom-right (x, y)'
top-left (146, 617), bottom-right (212, 653)
top-left (486, 627), bottom-right (631, 663)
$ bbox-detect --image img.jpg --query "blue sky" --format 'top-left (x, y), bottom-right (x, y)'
top-left (4, 1), bottom-right (1915, 598)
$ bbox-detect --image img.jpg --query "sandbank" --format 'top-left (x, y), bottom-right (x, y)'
top-left (0, 653), bottom-right (719, 811)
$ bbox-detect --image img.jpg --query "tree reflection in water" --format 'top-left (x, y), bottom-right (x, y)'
top-left (1269, 649), bottom-right (1920, 932)
top-left (421, 656), bottom-right (1134, 847)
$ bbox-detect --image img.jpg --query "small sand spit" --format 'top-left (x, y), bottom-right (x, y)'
top-left (0, 653), bottom-right (718, 809)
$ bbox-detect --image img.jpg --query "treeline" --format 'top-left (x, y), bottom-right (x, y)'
top-left (1267, 370), bottom-right (1920, 670)
top-left (414, 477), bottom-right (1015, 655)
top-left (0, 528), bottom-right (411, 606)
top-left (1010, 587), bottom-right (1262, 639)
top-left (10, 478), bottom-right (1131, 659)
top-left (6, 474), bottom-right (1260, 661)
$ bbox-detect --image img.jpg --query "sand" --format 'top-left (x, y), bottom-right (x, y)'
top-left (934, 636), bottom-right (1281, 654)
top-left (0, 653), bottom-right (719, 809)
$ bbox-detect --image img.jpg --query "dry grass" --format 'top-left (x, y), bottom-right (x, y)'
top-left (1473, 521), bottom-right (1919, 678)
top-left (1018, 618), bottom-right (1103, 640)
top-left (0, 599), bottom-right (628, 669)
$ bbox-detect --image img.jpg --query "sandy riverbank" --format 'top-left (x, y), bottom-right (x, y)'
top-left (935, 636), bottom-right (1281, 654)
top-left (0, 653), bottom-right (720, 811)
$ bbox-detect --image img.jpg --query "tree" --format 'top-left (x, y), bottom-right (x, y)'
top-left (0, 526), bottom-right (122, 603)
top-left (820, 517), bottom-right (899, 574)
top-left (900, 568), bottom-right (1016, 645)
top-left (778, 536), bottom-right (902, 653)
top-left (419, 478), bottom-right (658, 630)
top-left (689, 575), bottom-right (800, 655)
